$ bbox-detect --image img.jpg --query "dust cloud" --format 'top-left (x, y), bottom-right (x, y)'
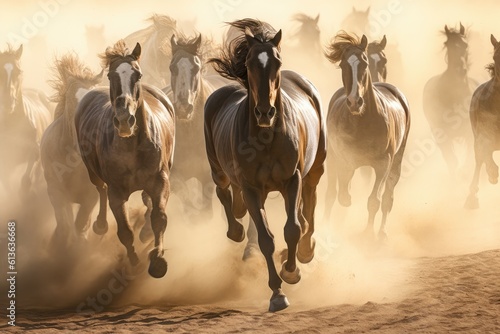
top-left (1, 0), bottom-right (500, 315)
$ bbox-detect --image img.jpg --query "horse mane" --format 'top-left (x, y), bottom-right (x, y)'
top-left (324, 31), bottom-right (363, 64)
top-left (148, 14), bottom-right (177, 31)
top-left (0, 44), bottom-right (18, 57)
top-left (209, 18), bottom-right (277, 88)
top-left (99, 40), bottom-right (134, 68)
top-left (49, 53), bottom-right (101, 104)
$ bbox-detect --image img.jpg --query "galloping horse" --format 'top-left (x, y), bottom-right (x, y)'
top-left (0, 44), bottom-right (52, 196)
top-left (323, 33), bottom-right (410, 239)
top-left (367, 35), bottom-right (388, 83)
top-left (75, 41), bottom-right (175, 278)
top-left (205, 19), bottom-right (326, 312)
top-left (465, 35), bottom-right (500, 209)
top-left (123, 14), bottom-right (178, 88)
top-left (423, 23), bottom-right (478, 176)
top-left (163, 33), bottom-right (227, 216)
top-left (41, 54), bottom-right (103, 247)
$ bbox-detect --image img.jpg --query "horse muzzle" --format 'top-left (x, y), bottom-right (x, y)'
top-left (174, 102), bottom-right (194, 121)
top-left (255, 106), bottom-right (276, 128)
top-left (113, 113), bottom-right (136, 137)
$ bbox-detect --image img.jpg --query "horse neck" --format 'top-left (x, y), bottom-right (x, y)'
top-left (60, 97), bottom-right (78, 144)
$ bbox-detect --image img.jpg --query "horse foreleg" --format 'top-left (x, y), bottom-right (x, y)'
top-left (243, 187), bottom-right (288, 312)
top-left (280, 170), bottom-right (302, 285)
top-left (437, 140), bottom-right (459, 177)
top-left (380, 157), bottom-right (404, 241)
top-left (366, 162), bottom-right (390, 238)
top-left (464, 146), bottom-right (485, 209)
top-left (108, 188), bottom-right (139, 266)
top-left (337, 165), bottom-right (354, 207)
top-left (147, 178), bottom-right (170, 279)
top-left (74, 192), bottom-right (98, 240)
top-left (216, 185), bottom-right (245, 242)
top-left (88, 172), bottom-right (108, 235)
top-left (47, 187), bottom-right (73, 249)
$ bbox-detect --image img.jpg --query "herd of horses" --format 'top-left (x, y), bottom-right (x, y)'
top-left (1, 12), bottom-right (500, 312)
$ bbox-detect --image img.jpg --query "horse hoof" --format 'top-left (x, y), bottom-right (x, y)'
top-left (148, 256), bottom-right (168, 278)
top-left (227, 222), bottom-right (245, 243)
top-left (92, 219), bottom-right (108, 235)
top-left (297, 238), bottom-right (315, 264)
top-left (338, 194), bottom-right (351, 207)
top-left (280, 261), bottom-right (301, 285)
top-left (269, 290), bottom-right (289, 312)
top-left (464, 196), bottom-right (479, 210)
top-left (489, 177), bottom-right (498, 185)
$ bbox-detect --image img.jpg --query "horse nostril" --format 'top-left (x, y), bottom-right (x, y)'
top-left (113, 117), bottom-right (120, 128)
top-left (346, 99), bottom-right (352, 107)
top-left (267, 107), bottom-right (276, 118)
top-left (128, 115), bottom-right (136, 127)
top-left (255, 108), bottom-right (262, 118)
top-left (357, 97), bottom-right (364, 107)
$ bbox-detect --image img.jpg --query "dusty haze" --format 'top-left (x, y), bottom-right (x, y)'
top-left (1, 0), bottom-right (500, 319)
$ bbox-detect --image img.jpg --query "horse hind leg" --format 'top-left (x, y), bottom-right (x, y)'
top-left (485, 155), bottom-right (498, 184)
top-left (323, 152), bottom-right (338, 221)
top-left (139, 191), bottom-right (154, 243)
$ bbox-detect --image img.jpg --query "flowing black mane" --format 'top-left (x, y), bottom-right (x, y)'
top-left (209, 18), bottom-right (277, 88)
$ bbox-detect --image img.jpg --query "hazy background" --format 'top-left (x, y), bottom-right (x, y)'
top-left (1, 0), bottom-right (500, 314)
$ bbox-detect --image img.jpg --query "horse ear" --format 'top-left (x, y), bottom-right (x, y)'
top-left (245, 27), bottom-right (257, 47)
top-left (314, 14), bottom-right (320, 24)
top-left (459, 22), bottom-right (465, 35)
top-left (444, 25), bottom-right (450, 34)
top-left (131, 42), bottom-right (141, 60)
top-left (491, 34), bottom-right (498, 47)
top-left (270, 29), bottom-right (282, 48)
top-left (194, 34), bottom-right (202, 51)
top-left (15, 44), bottom-right (23, 60)
top-left (360, 35), bottom-right (368, 50)
top-left (380, 35), bottom-right (387, 49)
top-left (171, 34), bottom-right (178, 49)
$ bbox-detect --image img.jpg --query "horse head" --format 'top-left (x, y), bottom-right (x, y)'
top-left (367, 35), bottom-right (387, 83)
top-left (444, 23), bottom-right (468, 75)
top-left (104, 42), bottom-right (143, 137)
top-left (292, 13), bottom-right (320, 50)
top-left (326, 33), bottom-right (370, 115)
top-left (0, 45), bottom-right (23, 118)
top-left (245, 28), bottom-right (282, 128)
top-left (169, 33), bottom-right (202, 120)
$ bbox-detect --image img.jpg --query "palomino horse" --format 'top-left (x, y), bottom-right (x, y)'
top-left (423, 23), bottom-right (478, 176)
top-left (465, 35), bottom-right (500, 209)
top-left (123, 14), bottom-right (178, 88)
top-left (0, 44), bottom-right (52, 196)
top-left (323, 32), bottom-right (410, 239)
top-left (75, 41), bottom-right (175, 278)
top-left (162, 33), bottom-right (227, 217)
top-left (367, 35), bottom-right (388, 83)
top-left (205, 19), bottom-right (326, 312)
top-left (41, 53), bottom-right (103, 248)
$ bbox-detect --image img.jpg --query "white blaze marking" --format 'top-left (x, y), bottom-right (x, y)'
top-left (370, 53), bottom-right (381, 65)
top-left (347, 54), bottom-right (360, 97)
top-left (75, 87), bottom-right (90, 103)
top-left (258, 52), bottom-right (269, 68)
top-left (174, 58), bottom-right (194, 102)
top-left (116, 62), bottom-right (134, 97)
top-left (4, 63), bottom-right (13, 83)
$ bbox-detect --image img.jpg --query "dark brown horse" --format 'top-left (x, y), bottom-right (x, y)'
top-left (465, 35), bottom-right (500, 209)
top-left (323, 32), bottom-right (410, 239)
top-left (423, 23), bottom-right (478, 176)
top-left (41, 53), bottom-right (103, 248)
top-left (205, 19), bottom-right (326, 312)
top-left (162, 33), bottom-right (227, 217)
top-left (0, 44), bottom-right (52, 196)
top-left (75, 40), bottom-right (175, 278)
top-left (368, 35), bottom-right (387, 83)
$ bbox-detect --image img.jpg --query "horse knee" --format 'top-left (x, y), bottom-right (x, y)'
top-left (284, 219), bottom-right (301, 245)
top-left (367, 195), bottom-right (381, 213)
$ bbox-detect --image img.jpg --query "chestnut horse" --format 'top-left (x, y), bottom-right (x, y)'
top-left (75, 41), bottom-right (175, 278)
top-left (323, 32), bottom-right (410, 240)
top-left (205, 19), bottom-right (326, 312)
